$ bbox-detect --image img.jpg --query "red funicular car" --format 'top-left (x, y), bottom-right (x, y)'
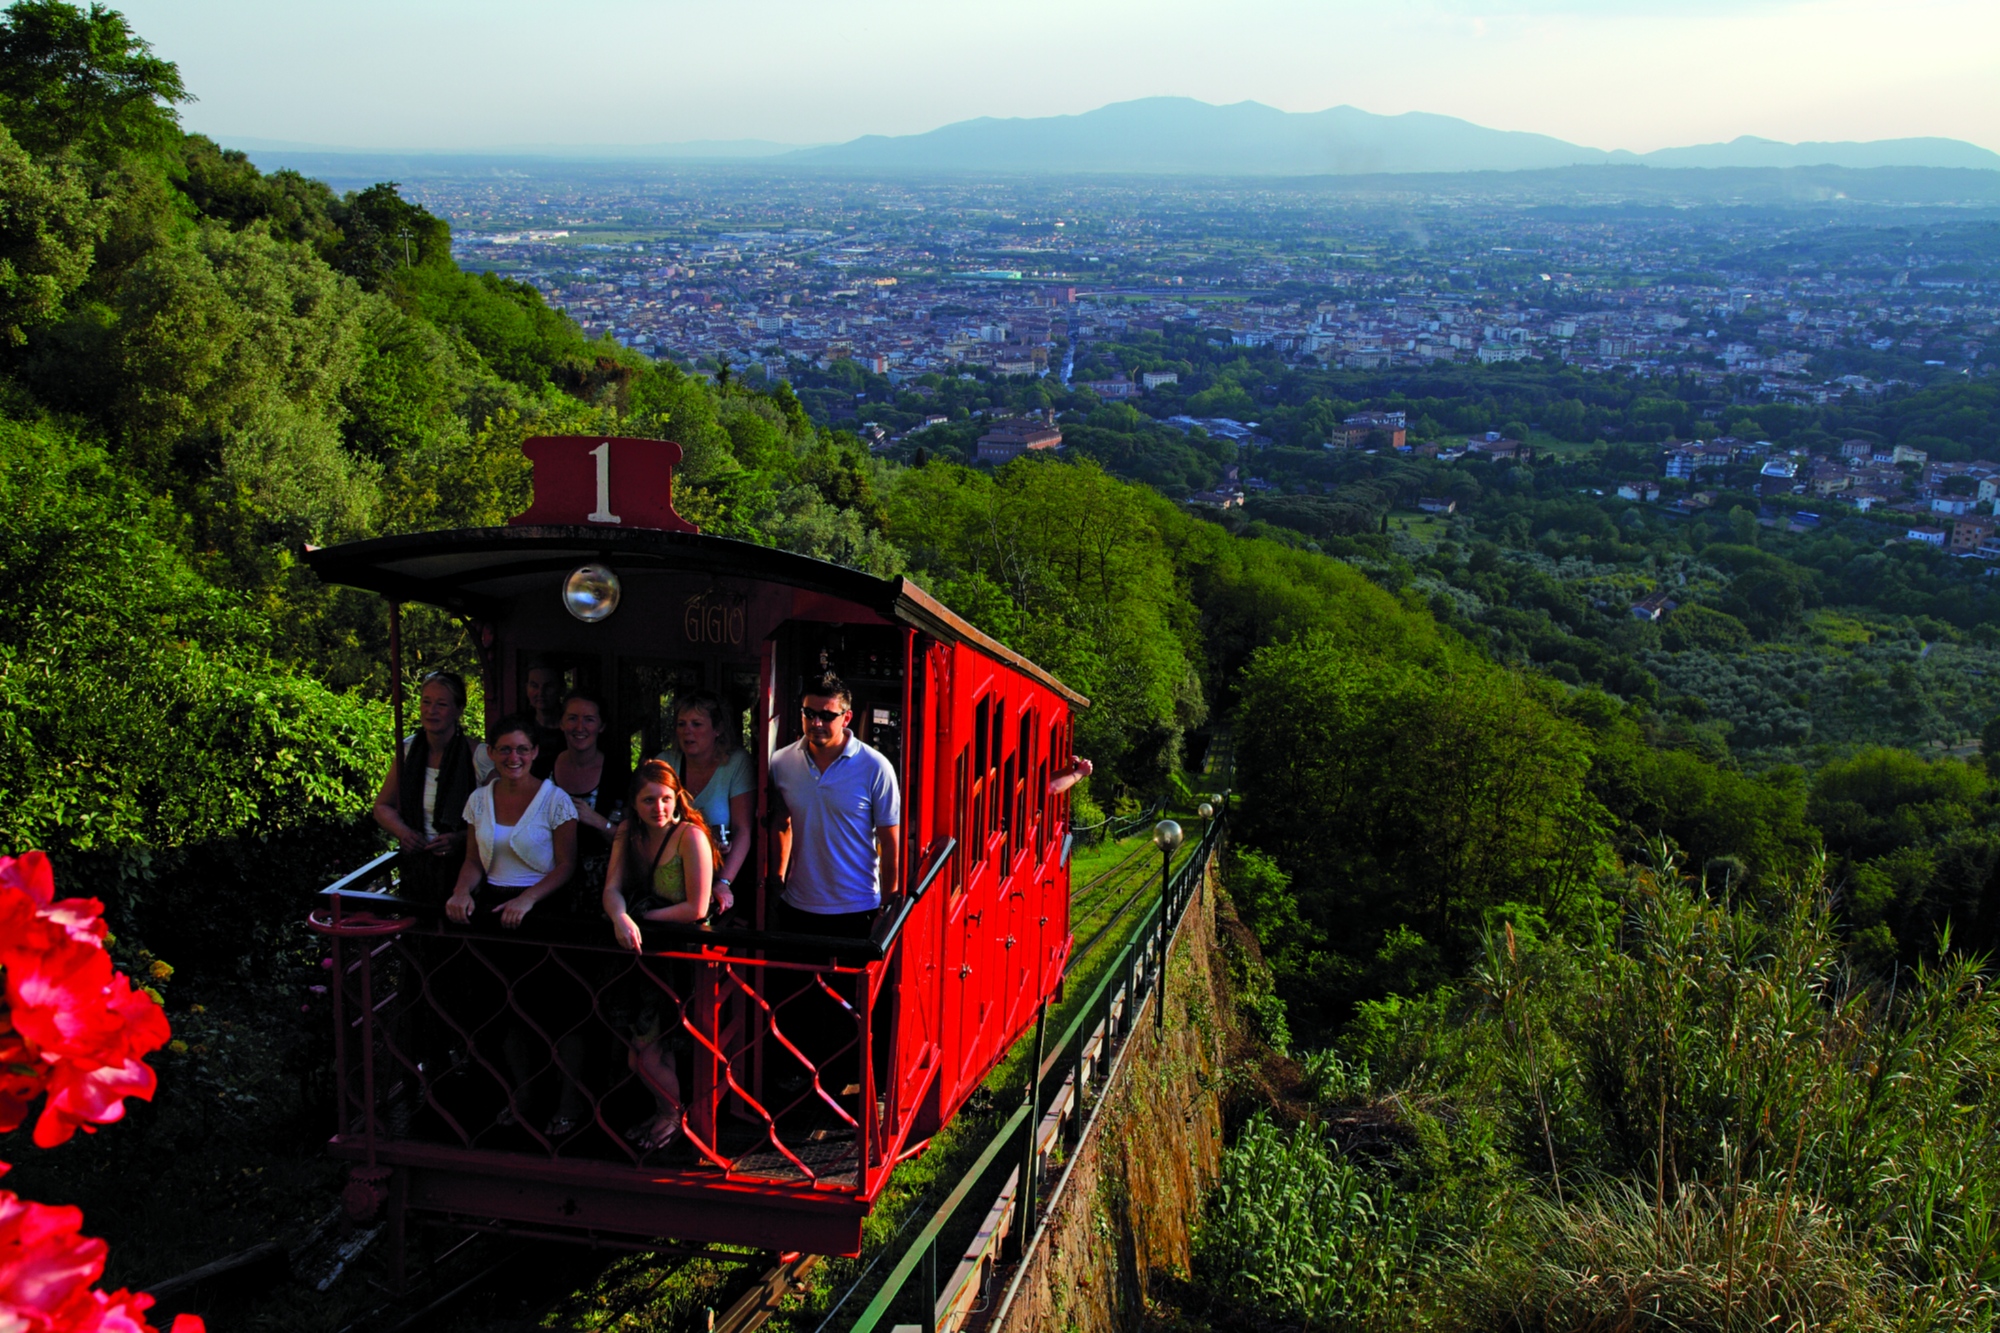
top-left (307, 436), bottom-right (1083, 1264)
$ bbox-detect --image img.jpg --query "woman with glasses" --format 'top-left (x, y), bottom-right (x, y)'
top-left (449, 716), bottom-right (587, 1138)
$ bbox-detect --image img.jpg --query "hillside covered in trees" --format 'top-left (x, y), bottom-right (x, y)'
top-left (9, 3), bottom-right (2000, 1327)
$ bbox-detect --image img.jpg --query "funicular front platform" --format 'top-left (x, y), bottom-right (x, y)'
top-left (311, 863), bottom-right (947, 1255)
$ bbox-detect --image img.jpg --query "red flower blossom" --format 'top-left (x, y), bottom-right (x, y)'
top-left (0, 1169), bottom-right (202, 1333)
top-left (0, 853), bottom-right (54, 906)
top-left (0, 1185), bottom-right (104, 1329)
top-left (0, 854), bottom-right (200, 1333)
top-left (0, 855), bottom-right (169, 1146)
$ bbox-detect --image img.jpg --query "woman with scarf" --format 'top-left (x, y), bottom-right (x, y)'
top-left (371, 671), bottom-right (491, 899)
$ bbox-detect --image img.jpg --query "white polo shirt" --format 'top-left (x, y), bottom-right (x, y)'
top-left (770, 734), bottom-right (901, 915)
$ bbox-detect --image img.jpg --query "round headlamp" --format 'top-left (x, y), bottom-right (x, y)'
top-left (563, 563), bottom-right (621, 622)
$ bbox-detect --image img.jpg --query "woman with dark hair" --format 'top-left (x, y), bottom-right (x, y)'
top-left (537, 691), bottom-right (628, 896)
top-left (450, 716), bottom-right (578, 928)
top-left (601, 759), bottom-right (715, 1153)
top-left (450, 716), bottom-right (586, 1136)
top-left (655, 691), bottom-right (752, 914)
top-left (371, 671), bottom-right (491, 898)
top-left (522, 657), bottom-right (566, 759)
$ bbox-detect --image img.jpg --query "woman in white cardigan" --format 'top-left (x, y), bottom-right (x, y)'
top-left (448, 716), bottom-right (586, 1136)
top-left (449, 717), bottom-right (579, 927)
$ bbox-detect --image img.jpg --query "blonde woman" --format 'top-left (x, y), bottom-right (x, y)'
top-left (655, 692), bottom-right (752, 914)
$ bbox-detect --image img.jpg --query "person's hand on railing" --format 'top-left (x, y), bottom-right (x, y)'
top-left (446, 887), bottom-right (476, 924)
top-left (495, 893), bottom-right (538, 929)
top-left (611, 911), bottom-right (645, 952)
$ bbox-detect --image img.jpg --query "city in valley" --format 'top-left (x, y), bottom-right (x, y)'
top-left (390, 163), bottom-right (1997, 528)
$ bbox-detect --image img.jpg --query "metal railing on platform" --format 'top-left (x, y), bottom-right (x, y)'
top-left (308, 838), bottom-right (957, 1210)
top-left (840, 809), bottom-right (1224, 1333)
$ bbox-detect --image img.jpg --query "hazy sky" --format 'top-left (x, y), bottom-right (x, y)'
top-left (117, 0), bottom-right (1999, 154)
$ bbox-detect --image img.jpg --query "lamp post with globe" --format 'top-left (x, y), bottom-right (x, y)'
top-left (1153, 819), bottom-right (1184, 1032)
top-left (1194, 802), bottom-right (1214, 904)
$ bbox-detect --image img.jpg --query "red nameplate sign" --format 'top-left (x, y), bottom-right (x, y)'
top-left (508, 435), bottom-right (698, 532)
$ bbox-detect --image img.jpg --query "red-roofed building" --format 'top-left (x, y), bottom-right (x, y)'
top-left (976, 419), bottom-right (1064, 464)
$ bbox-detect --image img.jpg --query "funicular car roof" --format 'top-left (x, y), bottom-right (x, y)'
top-left (303, 524), bottom-right (1087, 707)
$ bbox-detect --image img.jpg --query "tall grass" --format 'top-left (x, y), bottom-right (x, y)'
top-left (1198, 847), bottom-right (2000, 1330)
top-left (1196, 1113), bottom-right (1416, 1326)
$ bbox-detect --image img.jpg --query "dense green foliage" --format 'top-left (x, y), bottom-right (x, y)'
top-left (0, 421), bottom-right (379, 857)
top-left (1198, 1112), bottom-right (1415, 1326)
top-left (1197, 851), bottom-right (2000, 1331)
top-left (1235, 635), bottom-right (1608, 1030)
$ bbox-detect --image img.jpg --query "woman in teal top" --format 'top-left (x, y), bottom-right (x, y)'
top-left (655, 691), bottom-right (754, 915)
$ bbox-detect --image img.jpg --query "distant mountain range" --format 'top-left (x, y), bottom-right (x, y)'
top-left (780, 98), bottom-right (2000, 175)
top-left (222, 99), bottom-right (1999, 181)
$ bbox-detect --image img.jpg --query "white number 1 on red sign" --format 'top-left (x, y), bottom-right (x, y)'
top-left (588, 440), bottom-right (622, 524)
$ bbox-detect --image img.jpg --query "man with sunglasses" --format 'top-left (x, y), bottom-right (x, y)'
top-left (769, 672), bottom-right (902, 933)
top-left (767, 672), bottom-right (902, 1098)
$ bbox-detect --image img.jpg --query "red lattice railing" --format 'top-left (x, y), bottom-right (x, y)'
top-left (308, 845), bottom-right (951, 1203)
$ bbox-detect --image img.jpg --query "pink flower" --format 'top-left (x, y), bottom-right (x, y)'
top-left (9, 945), bottom-right (120, 1060)
top-left (33, 1061), bottom-right (157, 1151)
top-left (0, 854), bottom-right (54, 908)
top-left (0, 853), bottom-right (201, 1333)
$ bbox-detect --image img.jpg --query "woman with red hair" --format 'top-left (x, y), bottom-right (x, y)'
top-left (601, 759), bottom-right (715, 1153)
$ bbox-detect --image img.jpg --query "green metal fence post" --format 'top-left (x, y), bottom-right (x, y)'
top-left (1003, 1002), bottom-right (1046, 1263)
top-left (920, 1234), bottom-right (938, 1333)
top-left (1063, 1019), bottom-right (1087, 1156)
top-left (1151, 820), bottom-right (1183, 1037)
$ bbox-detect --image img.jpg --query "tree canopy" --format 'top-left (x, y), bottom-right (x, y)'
top-left (0, 0), bottom-right (184, 159)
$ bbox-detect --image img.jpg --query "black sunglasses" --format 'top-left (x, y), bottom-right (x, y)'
top-left (801, 705), bottom-right (848, 724)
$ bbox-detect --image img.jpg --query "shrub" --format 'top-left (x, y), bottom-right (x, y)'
top-left (0, 421), bottom-right (383, 955)
top-left (1661, 602), bottom-right (1751, 652)
top-left (1208, 847), bottom-right (2000, 1330)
